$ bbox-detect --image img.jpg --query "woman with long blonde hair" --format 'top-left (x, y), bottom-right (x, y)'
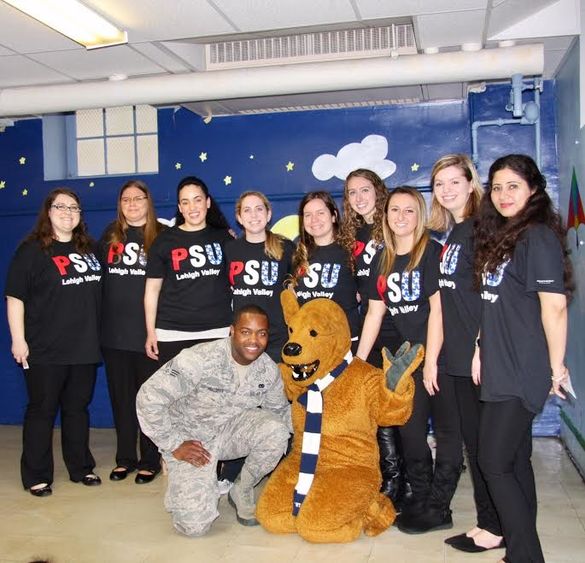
top-left (357, 186), bottom-right (463, 534)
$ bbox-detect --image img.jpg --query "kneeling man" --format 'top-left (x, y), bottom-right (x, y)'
top-left (137, 305), bottom-right (291, 536)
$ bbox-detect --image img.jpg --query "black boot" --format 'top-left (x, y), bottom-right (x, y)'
top-left (398, 461), bottom-right (462, 534)
top-left (395, 454), bottom-right (433, 529)
top-left (377, 426), bottom-right (407, 510)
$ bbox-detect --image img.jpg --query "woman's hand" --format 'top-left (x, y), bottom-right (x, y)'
top-left (423, 361), bottom-right (439, 396)
top-left (11, 338), bottom-right (29, 366)
top-left (145, 333), bottom-right (159, 361)
top-left (471, 345), bottom-right (481, 385)
top-left (551, 365), bottom-right (569, 399)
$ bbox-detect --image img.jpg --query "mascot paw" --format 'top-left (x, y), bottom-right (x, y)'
top-left (382, 342), bottom-right (424, 391)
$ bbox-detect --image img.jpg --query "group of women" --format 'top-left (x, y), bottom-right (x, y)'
top-left (5, 153), bottom-right (570, 563)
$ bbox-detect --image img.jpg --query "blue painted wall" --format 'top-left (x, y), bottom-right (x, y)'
top-left (0, 81), bottom-right (559, 427)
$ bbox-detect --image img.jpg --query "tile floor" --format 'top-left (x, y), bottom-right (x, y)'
top-left (0, 426), bottom-right (583, 563)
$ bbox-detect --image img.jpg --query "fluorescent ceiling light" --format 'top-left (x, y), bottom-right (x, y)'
top-left (4, 0), bottom-right (127, 49)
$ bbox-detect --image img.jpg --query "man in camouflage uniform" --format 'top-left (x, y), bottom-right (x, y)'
top-left (137, 305), bottom-right (291, 537)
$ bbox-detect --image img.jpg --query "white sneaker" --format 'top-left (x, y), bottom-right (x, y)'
top-left (217, 478), bottom-right (233, 495)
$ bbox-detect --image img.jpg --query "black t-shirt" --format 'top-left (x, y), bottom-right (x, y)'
top-left (295, 242), bottom-right (360, 338)
top-left (480, 224), bottom-right (565, 414)
top-left (369, 239), bottom-right (442, 350)
top-left (99, 224), bottom-right (152, 353)
top-left (353, 223), bottom-right (401, 357)
top-left (225, 236), bottom-right (294, 352)
top-left (146, 226), bottom-right (232, 332)
top-left (5, 240), bottom-right (102, 364)
top-left (438, 218), bottom-right (481, 377)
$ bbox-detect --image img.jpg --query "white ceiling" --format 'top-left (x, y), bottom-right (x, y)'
top-left (0, 0), bottom-right (580, 117)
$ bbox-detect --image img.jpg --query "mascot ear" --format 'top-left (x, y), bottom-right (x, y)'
top-left (281, 288), bottom-right (300, 326)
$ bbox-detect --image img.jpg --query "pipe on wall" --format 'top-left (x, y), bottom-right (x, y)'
top-left (0, 44), bottom-right (544, 117)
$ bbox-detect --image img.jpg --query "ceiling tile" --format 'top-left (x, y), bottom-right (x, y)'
top-left (213, 0), bottom-right (357, 32)
top-left (356, 0), bottom-right (488, 19)
top-left (131, 43), bottom-right (192, 73)
top-left (28, 46), bottom-right (167, 81)
top-left (415, 10), bottom-right (486, 49)
top-left (0, 56), bottom-right (75, 88)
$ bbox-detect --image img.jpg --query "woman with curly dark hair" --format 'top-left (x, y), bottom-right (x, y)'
top-left (473, 154), bottom-right (571, 563)
top-left (5, 188), bottom-right (102, 496)
top-left (292, 191), bottom-right (360, 349)
top-left (339, 170), bottom-right (406, 508)
top-left (99, 180), bottom-right (165, 484)
top-left (429, 154), bottom-right (504, 551)
top-left (145, 176), bottom-right (233, 365)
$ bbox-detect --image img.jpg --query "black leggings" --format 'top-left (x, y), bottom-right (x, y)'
top-left (399, 369), bottom-right (462, 467)
top-left (478, 398), bottom-right (543, 563)
top-left (452, 376), bottom-right (501, 535)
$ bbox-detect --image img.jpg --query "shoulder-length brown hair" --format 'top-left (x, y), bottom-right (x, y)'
top-left (235, 191), bottom-right (286, 260)
top-left (27, 188), bottom-right (93, 254)
top-left (427, 154), bottom-right (483, 232)
top-left (292, 191), bottom-right (340, 281)
top-left (338, 168), bottom-right (388, 256)
top-left (106, 180), bottom-right (163, 254)
top-left (379, 186), bottom-right (430, 276)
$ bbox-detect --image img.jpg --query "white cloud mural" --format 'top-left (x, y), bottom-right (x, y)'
top-left (312, 134), bottom-right (397, 181)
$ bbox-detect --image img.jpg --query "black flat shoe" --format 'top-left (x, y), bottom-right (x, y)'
top-left (29, 483), bottom-right (52, 497)
top-left (109, 467), bottom-right (130, 481)
top-left (445, 532), bottom-right (468, 545)
top-left (135, 470), bottom-right (159, 484)
top-left (448, 534), bottom-right (505, 553)
top-left (80, 473), bottom-right (102, 486)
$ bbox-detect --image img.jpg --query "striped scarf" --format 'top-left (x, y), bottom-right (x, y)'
top-left (292, 351), bottom-right (353, 516)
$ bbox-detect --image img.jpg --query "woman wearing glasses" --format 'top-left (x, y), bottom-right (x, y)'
top-left (5, 188), bottom-right (102, 497)
top-left (99, 180), bottom-right (164, 485)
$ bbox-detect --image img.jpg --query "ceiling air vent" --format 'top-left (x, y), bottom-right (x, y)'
top-left (206, 24), bottom-right (416, 70)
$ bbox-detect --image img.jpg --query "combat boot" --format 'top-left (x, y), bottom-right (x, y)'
top-left (228, 466), bottom-right (259, 526)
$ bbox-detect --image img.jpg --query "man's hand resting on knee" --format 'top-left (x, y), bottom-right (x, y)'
top-left (172, 440), bottom-right (211, 467)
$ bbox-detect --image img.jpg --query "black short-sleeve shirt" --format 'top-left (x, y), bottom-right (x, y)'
top-left (480, 224), bottom-right (565, 413)
top-left (295, 242), bottom-right (360, 338)
top-left (146, 226), bottom-right (232, 332)
top-left (5, 240), bottom-right (102, 364)
top-left (438, 218), bottom-right (481, 377)
top-left (225, 236), bottom-right (294, 351)
top-left (99, 224), bottom-right (151, 353)
top-left (369, 239), bottom-right (442, 349)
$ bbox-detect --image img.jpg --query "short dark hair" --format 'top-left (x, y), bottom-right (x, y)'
top-left (232, 304), bottom-right (270, 328)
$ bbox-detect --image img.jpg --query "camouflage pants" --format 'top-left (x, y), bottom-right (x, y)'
top-left (164, 408), bottom-right (289, 537)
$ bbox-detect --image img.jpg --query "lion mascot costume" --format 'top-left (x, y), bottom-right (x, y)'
top-left (256, 290), bottom-right (423, 543)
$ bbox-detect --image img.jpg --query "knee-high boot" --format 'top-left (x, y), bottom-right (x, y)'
top-left (395, 453), bottom-right (433, 528)
top-left (398, 461), bottom-right (462, 534)
top-left (377, 426), bottom-right (407, 510)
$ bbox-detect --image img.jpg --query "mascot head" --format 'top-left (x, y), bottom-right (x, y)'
top-left (280, 289), bottom-right (350, 388)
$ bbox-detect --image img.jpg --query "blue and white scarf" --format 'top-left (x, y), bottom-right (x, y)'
top-left (292, 351), bottom-right (353, 516)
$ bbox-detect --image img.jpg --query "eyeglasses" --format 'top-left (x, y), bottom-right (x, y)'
top-left (51, 204), bottom-right (82, 214)
top-left (121, 195), bottom-right (148, 204)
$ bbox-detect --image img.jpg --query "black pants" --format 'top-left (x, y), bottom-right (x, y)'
top-left (453, 376), bottom-right (501, 535)
top-left (21, 363), bottom-right (97, 488)
top-left (478, 398), bottom-right (543, 563)
top-left (103, 348), bottom-right (160, 472)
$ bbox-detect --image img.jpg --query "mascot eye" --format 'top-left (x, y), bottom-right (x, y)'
top-left (289, 327), bottom-right (293, 334)
top-left (310, 329), bottom-right (318, 337)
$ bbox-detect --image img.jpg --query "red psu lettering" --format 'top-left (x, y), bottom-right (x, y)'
top-left (52, 255), bottom-right (71, 276)
top-left (229, 261), bottom-right (244, 285)
top-left (107, 242), bottom-right (125, 264)
top-left (171, 247), bottom-right (188, 271)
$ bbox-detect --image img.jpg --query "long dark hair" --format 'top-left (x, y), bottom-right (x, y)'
top-left (292, 191), bottom-right (340, 281)
top-left (338, 168), bottom-right (388, 256)
top-left (106, 180), bottom-right (163, 254)
top-left (473, 154), bottom-right (572, 296)
top-left (174, 176), bottom-right (230, 230)
top-left (27, 188), bottom-right (93, 254)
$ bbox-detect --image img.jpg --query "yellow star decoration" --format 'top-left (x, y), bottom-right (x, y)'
top-left (411, 162), bottom-right (420, 172)
top-left (89, 181), bottom-right (95, 187)
top-left (286, 161), bottom-right (294, 172)
top-left (19, 157), bottom-right (26, 165)
top-left (0, 180), bottom-right (5, 189)
top-left (22, 188), bottom-right (28, 196)
top-left (199, 152), bottom-right (207, 162)
top-left (175, 162), bottom-right (182, 170)
top-left (223, 176), bottom-right (232, 186)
